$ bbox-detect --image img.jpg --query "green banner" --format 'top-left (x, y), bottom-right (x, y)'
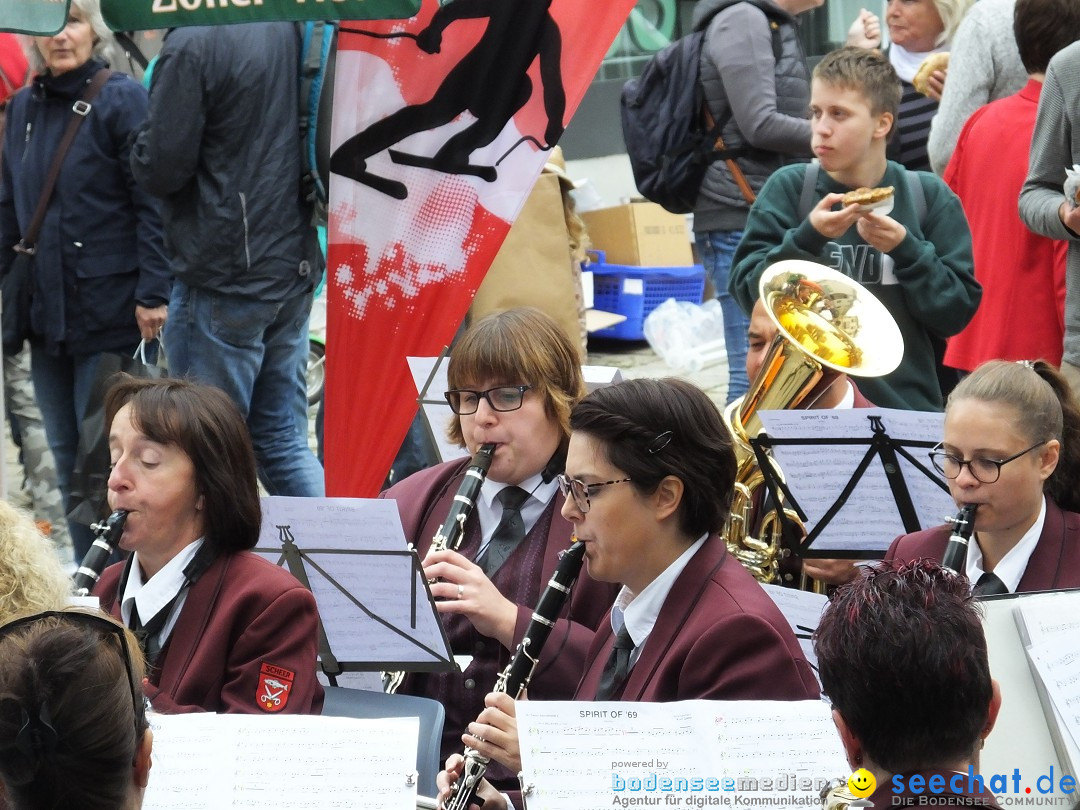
top-left (100, 0), bottom-right (420, 31)
top-left (0, 0), bottom-right (71, 35)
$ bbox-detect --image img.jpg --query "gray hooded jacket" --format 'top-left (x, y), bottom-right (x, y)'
top-left (692, 0), bottom-right (813, 233)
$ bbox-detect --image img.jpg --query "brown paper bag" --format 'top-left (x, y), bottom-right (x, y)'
top-left (469, 173), bottom-right (584, 359)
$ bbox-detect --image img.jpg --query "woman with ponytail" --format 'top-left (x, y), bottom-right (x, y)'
top-left (886, 359), bottom-right (1080, 592)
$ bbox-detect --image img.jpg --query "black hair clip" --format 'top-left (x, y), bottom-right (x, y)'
top-left (14, 703), bottom-right (59, 763)
top-left (647, 430), bottom-right (674, 454)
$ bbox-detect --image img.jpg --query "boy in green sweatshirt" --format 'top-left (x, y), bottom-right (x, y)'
top-left (729, 46), bottom-right (980, 411)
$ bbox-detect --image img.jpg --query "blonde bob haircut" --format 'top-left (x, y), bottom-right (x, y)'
top-left (932, 0), bottom-right (975, 45)
top-left (446, 307), bottom-right (586, 448)
top-left (0, 501), bottom-right (71, 623)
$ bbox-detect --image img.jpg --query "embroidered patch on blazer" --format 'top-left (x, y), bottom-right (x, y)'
top-left (257, 662), bottom-right (295, 712)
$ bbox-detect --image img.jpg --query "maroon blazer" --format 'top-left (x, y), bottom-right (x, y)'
top-left (574, 535), bottom-right (820, 702)
top-left (96, 551), bottom-right (324, 714)
top-left (383, 457), bottom-right (618, 781)
top-left (884, 498), bottom-right (1080, 592)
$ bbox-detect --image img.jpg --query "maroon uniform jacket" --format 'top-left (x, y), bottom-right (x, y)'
top-left (95, 551), bottom-right (324, 714)
top-left (884, 498), bottom-right (1080, 592)
top-left (574, 534), bottom-right (820, 702)
top-left (383, 456), bottom-right (618, 786)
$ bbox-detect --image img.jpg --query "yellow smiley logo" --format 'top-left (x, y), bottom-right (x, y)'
top-left (848, 768), bottom-right (876, 798)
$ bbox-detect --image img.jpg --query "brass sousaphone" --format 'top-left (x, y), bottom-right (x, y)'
top-left (723, 260), bottom-right (904, 585)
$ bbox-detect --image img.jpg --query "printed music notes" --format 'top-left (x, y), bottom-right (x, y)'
top-left (516, 700), bottom-right (848, 810)
top-left (143, 714), bottom-right (418, 810)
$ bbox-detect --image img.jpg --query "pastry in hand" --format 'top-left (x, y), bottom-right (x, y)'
top-left (842, 186), bottom-right (895, 211)
top-left (912, 53), bottom-right (949, 96)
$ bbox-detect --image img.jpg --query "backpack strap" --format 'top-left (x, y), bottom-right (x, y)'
top-left (905, 168), bottom-right (926, 227)
top-left (798, 161), bottom-right (820, 220)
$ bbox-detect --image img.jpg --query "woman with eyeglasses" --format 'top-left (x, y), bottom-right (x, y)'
top-left (381, 307), bottom-right (616, 792)
top-left (437, 377), bottom-right (818, 810)
top-left (0, 610), bottom-right (152, 810)
top-left (885, 359), bottom-right (1080, 593)
top-left (93, 375), bottom-right (323, 715)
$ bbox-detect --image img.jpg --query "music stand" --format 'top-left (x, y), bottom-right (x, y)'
top-left (749, 408), bottom-right (953, 558)
top-left (254, 497), bottom-right (455, 686)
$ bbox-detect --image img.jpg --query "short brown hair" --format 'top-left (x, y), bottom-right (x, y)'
top-left (569, 378), bottom-right (736, 538)
top-left (1014, 0), bottom-right (1080, 75)
top-left (446, 308), bottom-right (586, 447)
top-left (105, 375), bottom-right (262, 553)
top-left (813, 46), bottom-right (902, 122)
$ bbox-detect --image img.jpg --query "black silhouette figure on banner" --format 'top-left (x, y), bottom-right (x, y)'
top-left (331, 0), bottom-right (566, 199)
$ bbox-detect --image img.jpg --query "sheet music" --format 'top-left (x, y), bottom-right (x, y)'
top-left (1015, 593), bottom-right (1080, 774)
top-left (408, 355), bottom-right (625, 464)
top-left (761, 584), bottom-right (827, 687)
top-left (255, 496), bottom-right (452, 668)
top-left (756, 408), bottom-right (953, 553)
top-left (516, 700), bottom-right (847, 810)
top-left (1026, 638), bottom-right (1080, 772)
top-left (144, 714), bottom-right (418, 810)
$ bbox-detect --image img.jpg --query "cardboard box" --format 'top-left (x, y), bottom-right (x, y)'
top-left (581, 202), bottom-right (693, 267)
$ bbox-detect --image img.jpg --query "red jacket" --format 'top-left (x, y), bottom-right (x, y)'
top-left (574, 535), bottom-right (820, 701)
top-left (884, 498), bottom-right (1080, 592)
top-left (95, 551), bottom-right (324, 714)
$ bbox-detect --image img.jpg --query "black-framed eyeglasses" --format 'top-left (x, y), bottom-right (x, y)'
top-left (556, 473), bottom-right (632, 514)
top-left (0, 610), bottom-right (145, 746)
top-left (445, 385), bottom-right (532, 415)
top-left (928, 441), bottom-right (1047, 484)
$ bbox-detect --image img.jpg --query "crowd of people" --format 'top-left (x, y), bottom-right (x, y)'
top-left (1, 0), bottom-right (1080, 807)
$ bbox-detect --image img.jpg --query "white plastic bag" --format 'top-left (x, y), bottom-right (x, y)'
top-left (643, 298), bottom-right (728, 372)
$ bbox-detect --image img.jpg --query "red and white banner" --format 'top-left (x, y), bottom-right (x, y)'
top-left (324, 0), bottom-right (635, 496)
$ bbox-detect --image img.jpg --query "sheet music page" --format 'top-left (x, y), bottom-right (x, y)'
top-left (516, 700), bottom-right (846, 810)
top-left (761, 584), bottom-right (827, 687)
top-left (1025, 637), bottom-right (1080, 774)
top-left (255, 496), bottom-right (451, 667)
top-left (144, 714), bottom-right (418, 810)
top-left (1014, 592), bottom-right (1080, 647)
top-left (756, 408), bottom-right (952, 553)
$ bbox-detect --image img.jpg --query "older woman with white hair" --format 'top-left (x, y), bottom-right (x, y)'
top-left (0, 0), bottom-right (171, 561)
top-left (848, 0), bottom-right (975, 171)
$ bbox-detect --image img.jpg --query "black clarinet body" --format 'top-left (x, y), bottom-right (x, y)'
top-left (72, 510), bottom-right (128, 597)
top-left (428, 443), bottom-right (496, 555)
top-left (941, 504), bottom-right (977, 577)
top-left (442, 538), bottom-right (587, 810)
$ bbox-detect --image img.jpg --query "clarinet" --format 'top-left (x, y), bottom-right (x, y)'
top-left (941, 504), bottom-right (977, 577)
top-left (426, 443), bottom-right (497, 555)
top-left (72, 510), bottom-right (128, 597)
top-left (442, 538), bottom-right (588, 810)
top-left (385, 444), bottom-right (496, 694)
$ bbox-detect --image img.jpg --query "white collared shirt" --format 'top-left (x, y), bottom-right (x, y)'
top-left (610, 534), bottom-right (708, 667)
top-left (475, 473), bottom-right (559, 559)
top-left (121, 539), bottom-right (204, 646)
top-left (833, 380), bottom-right (856, 410)
top-left (965, 497), bottom-right (1046, 594)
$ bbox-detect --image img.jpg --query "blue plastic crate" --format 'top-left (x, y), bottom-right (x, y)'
top-left (589, 252), bottom-right (705, 340)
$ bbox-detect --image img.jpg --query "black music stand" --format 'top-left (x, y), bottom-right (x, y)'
top-left (749, 412), bottom-right (951, 559)
top-left (254, 498), bottom-right (455, 687)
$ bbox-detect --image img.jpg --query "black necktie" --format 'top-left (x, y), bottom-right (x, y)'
top-left (973, 571), bottom-right (1009, 596)
top-left (129, 596), bottom-right (181, 667)
top-left (479, 486), bottom-right (530, 576)
top-left (595, 626), bottom-right (635, 700)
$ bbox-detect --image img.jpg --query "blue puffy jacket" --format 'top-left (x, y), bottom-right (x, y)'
top-left (0, 58), bottom-right (171, 356)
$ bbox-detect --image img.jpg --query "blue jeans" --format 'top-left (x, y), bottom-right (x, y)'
top-left (696, 230), bottom-right (750, 403)
top-left (165, 283), bottom-right (324, 497)
top-left (29, 347), bottom-right (104, 559)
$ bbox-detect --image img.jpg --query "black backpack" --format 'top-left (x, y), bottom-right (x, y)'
top-left (620, 2), bottom-right (783, 215)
